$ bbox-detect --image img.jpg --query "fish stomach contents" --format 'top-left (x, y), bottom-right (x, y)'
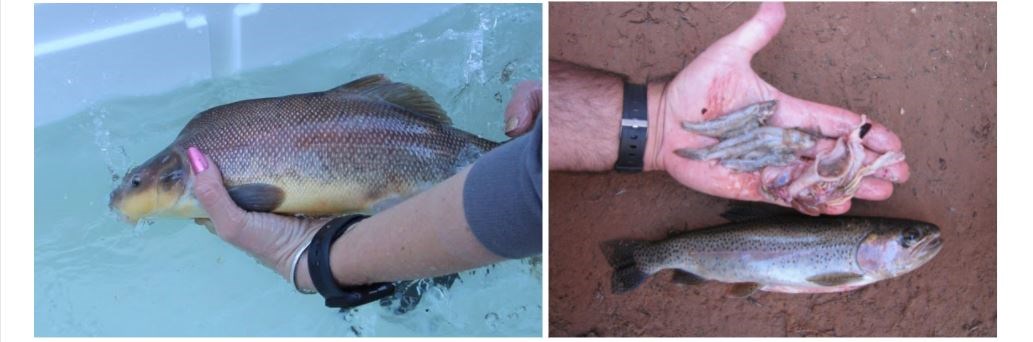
top-left (675, 100), bottom-right (905, 215)
top-left (601, 216), bottom-right (943, 296)
top-left (109, 74), bottom-right (499, 223)
top-left (677, 100), bottom-right (816, 172)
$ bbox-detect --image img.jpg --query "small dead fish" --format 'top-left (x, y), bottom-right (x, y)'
top-left (675, 125), bottom-right (816, 171)
top-left (675, 100), bottom-right (905, 213)
top-left (676, 100), bottom-right (816, 172)
top-left (601, 215), bottom-right (942, 296)
top-left (680, 100), bottom-right (777, 139)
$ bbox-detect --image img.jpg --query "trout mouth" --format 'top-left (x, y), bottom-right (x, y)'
top-left (911, 232), bottom-right (943, 264)
top-left (921, 234), bottom-right (946, 261)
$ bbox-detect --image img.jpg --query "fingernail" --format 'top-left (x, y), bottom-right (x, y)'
top-left (505, 117), bottom-right (520, 133)
top-left (187, 146), bottom-right (208, 173)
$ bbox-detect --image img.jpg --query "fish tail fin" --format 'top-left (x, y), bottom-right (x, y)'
top-left (600, 240), bottom-right (650, 294)
top-left (674, 147), bottom-right (707, 160)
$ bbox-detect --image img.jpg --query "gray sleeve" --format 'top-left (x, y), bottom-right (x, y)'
top-left (462, 117), bottom-right (542, 259)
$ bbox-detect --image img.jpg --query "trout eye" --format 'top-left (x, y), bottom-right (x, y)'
top-left (130, 176), bottom-right (141, 188)
top-left (901, 227), bottom-right (921, 248)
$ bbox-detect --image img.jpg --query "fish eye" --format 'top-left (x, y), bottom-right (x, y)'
top-left (130, 176), bottom-right (141, 188)
top-left (900, 227), bottom-right (922, 248)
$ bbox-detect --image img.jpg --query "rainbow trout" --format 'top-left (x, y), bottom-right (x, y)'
top-left (602, 215), bottom-right (942, 296)
top-left (109, 75), bottom-right (498, 223)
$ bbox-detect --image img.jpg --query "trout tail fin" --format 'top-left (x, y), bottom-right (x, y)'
top-left (600, 240), bottom-right (650, 294)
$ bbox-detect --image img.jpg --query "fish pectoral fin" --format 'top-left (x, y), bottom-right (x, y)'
top-left (329, 74), bottom-right (451, 125)
top-left (671, 270), bottom-right (706, 285)
top-left (806, 272), bottom-right (865, 286)
top-left (726, 282), bottom-right (761, 298)
top-left (194, 218), bottom-right (217, 235)
top-left (227, 183), bottom-right (285, 212)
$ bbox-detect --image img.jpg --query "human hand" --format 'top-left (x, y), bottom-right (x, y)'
top-left (642, 2), bottom-right (909, 215)
top-left (504, 80), bottom-right (542, 137)
top-left (186, 146), bottom-right (330, 285)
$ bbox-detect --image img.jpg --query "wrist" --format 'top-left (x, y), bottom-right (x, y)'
top-left (294, 253), bottom-right (316, 292)
top-left (643, 80), bottom-right (668, 172)
top-left (292, 219), bottom-right (362, 293)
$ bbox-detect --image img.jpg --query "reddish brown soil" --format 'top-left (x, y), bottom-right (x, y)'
top-left (548, 2), bottom-right (996, 337)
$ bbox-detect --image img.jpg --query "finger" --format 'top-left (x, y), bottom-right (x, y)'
top-left (774, 95), bottom-right (903, 153)
top-left (853, 178), bottom-right (894, 201)
top-left (504, 80), bottom-right (542, 137)
top-left (710, 2), bottom-right (786, 58)
top-left (187, 147), bottom-right (247, 231)
top-left (799, 139), bottom-right (910, 183)
top-left (822, 201), bottom-right (851, 215)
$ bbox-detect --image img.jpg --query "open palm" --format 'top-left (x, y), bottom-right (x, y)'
top-left (646, 2), bottom-right (909, 215)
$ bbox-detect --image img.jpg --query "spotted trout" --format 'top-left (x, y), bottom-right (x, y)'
top-left (602, 215), bottom-right (942, 296)
top-left (109, 75), bottom-right (498, 223)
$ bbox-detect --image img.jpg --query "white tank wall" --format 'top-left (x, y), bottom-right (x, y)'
top-left (34, 3), bottom-right (456, 127)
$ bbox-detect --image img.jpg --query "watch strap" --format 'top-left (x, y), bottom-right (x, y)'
top-left (308, 214), bottom-right (395, 308)
top-left (615, 82), bottom-right (648, 172)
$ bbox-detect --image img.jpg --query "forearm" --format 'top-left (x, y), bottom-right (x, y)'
top-left (548, 60), bottom-right (670, 173)
top-left (295, 167), bottom-right (502, 289)
top-left (548, 60), bottom-right (623, 171)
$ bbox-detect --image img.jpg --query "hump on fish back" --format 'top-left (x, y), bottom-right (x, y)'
top-left (328, 74), bottom-right (452, 125)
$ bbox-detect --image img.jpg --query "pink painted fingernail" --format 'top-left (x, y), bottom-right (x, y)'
top-left (187, 146), bottom-right (208, 173)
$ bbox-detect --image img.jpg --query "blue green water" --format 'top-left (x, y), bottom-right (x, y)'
top-left (34, 4), bottom-right (542, 336)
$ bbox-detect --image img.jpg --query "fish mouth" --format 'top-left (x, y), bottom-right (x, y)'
top-left (108, 191), bottom-right (138, 224)
top-left (911, 233), bottom-right (943, 263)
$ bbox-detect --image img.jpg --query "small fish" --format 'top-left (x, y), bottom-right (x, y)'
top-left (681, 100), bottom-right (777, 139)
top-left (676, 100), bottom-right (816, 172)
top-left (675, 125), bottom-right (816, 171)
top-left (675, 100), bottom-right (905, 213)
top-left (109, 74), bottom-right (498, 223)
top-left (601, 214), bottom-right (942, 296)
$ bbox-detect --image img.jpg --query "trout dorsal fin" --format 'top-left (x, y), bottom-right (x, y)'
top-left (329, 74), bottom-right (452, 125)
top-left (720, 201), bottom-right (801, 223)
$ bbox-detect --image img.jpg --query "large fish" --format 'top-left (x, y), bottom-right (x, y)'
top-left (109, 75), bottom-right (498, 223)
top-left (602, 214), bottom-right (942, 296)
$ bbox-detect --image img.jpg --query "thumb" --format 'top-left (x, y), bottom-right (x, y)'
top-left (504, 80), bottom-right (542, 137)
top-left (187, 146), bottom-right (247, 230)
top-left (711, 2), bottom-right (786, 59)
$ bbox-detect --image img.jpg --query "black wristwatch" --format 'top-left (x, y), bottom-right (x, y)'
top-left (307, 214), bottom-right (395, 309)
top-left (615, 81), bottom-right (648, 173)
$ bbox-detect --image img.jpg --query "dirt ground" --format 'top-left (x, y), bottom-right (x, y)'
top-left (548, 2), bottom-right (996, 337)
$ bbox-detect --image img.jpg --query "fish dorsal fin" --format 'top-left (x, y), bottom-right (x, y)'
top-left (720, 201), bottom-right (801, 222)
top-left (806, 272), bottom-right (865, 286)
top-left (329, 74), bottom-right (451, 125)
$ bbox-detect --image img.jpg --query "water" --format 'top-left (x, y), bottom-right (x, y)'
top-left (34, 4), bottom-right (542, 336)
